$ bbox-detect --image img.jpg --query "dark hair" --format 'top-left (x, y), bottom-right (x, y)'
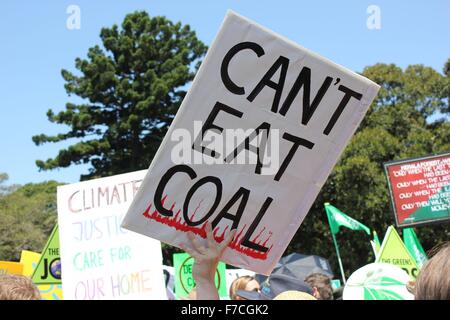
top-left (304, 273), bottom-right (334, 300)
top-left (414, 242), bottom-right (450, 300)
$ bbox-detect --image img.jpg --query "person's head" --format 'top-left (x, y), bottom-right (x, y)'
top-left (229, 275), bottom-right (260, 300)
top-left (0, 274), bottom-right (41, 300)
top-left (414, 242), bottom-right (450, 300)
top-left (273, 290), bottom-right (317, 300)
top-left (304, 273), bottom-right (334, 300)
top-left (332, 285), bottom-right (344, 300)
top-left (235, 274), bottom-right (313, 300)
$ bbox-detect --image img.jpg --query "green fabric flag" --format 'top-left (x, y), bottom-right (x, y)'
top-left (370, 231), bottom-right (381, 257)
top-left (403, 228), bottom-right (428, 268)
top-left (325, 203), bottom-right (371, 235)
top-left (373, 231), bottom-right (381, 250)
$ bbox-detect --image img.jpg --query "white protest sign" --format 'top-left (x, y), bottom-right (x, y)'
top-left (122, 11), bottom-right (380, 275)
top-left (58, 170), bottom-right (167, 300)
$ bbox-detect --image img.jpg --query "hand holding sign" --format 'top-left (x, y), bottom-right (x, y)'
top-left (180, 222), bottom-right (236, 300)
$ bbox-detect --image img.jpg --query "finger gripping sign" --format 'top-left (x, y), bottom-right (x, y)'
top-left (122, 11), bottom-right (380, 275)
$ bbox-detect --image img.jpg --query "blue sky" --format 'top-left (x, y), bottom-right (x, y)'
top-left (0, 0), bottom-right (449, 186)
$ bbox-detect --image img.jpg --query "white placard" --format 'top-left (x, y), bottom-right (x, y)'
top-left (122, 11), bottom-right (380, 275)
top-left (58, 170), bottom-right (167, 299)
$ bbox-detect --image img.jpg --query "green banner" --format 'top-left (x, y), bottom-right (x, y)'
top-left (173, 252), bottom-right (227, 299)
top-left (31, 225), bottom-right (61, 284)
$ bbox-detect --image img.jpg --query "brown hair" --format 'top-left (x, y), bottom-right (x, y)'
top-left (304, 273), bottom-right (334, 300)
top-left (414, 242), bottom-right (450, 300)
top-left (0, 274), bottom-right (41, 300)
top-left (229, 275), bottom-right (256, 300)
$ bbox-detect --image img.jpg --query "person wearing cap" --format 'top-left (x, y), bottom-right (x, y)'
top-left (229, 276), bottom-right (260, 300)
top-left (235, 273), bottom-right (316, 300)
top-left (273, 291), bottom-right (317, 300)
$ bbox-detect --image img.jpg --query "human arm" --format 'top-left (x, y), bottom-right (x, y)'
top-left (180, 222), bottom-right (236, 300)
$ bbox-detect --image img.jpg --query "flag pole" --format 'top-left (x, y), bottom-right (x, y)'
top-left (325, 203), bottom-right (347, 284)
top-left (330, 230), bottom-right (346, 284)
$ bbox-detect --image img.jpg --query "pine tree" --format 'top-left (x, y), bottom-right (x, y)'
top-left (33, 11), bottom-right (207, 180)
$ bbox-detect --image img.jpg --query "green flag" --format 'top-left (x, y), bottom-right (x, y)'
top-left (325, 203), bottom-right (371, 235)
top-left (403, 228), bottom-right (428, 268)
top-left (370, 231), bottom-right (381, 257)
top-left (373, 231), bottom-right (381, 248)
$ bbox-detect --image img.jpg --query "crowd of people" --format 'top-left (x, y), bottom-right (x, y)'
top-left (0, 222), bottom-right (448, 300)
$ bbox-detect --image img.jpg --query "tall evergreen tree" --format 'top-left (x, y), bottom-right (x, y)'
top-left (33, 11), bottom-right (207, 180)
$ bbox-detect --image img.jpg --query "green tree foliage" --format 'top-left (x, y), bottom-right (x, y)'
top-left (33, 11), bottom-right (207, 180)
top-left (0, 179), bottom-right (60, 261)
top-left (0, 173), bottom-right (9, 195)
top-left (289, 60), bottom-right (450, 276)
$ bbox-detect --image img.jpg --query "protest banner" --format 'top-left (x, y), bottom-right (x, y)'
top-left (20, 250), bottom-right (63, 300)
top-left (384, 152), bottom-right (450, 228)
top-left (20, 250), bottom-right (41, 277)
top-left (376, 226), bottom-right (419, 279)
top-left (0, 261), bottom-right (23, 275)
top-left (173, 252), bottom-right (227, 299)
top-left (32, 225), bottom-right (61, 284)
top-left (343, 263), bottom-right (413, 300)
top-left (122, 10), bottom-right (380, 275)
top-left (57, 170), bottom-right (167, 300)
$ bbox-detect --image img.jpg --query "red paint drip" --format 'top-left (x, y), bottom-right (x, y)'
top-left (141, 195), bottom-right (273, 260)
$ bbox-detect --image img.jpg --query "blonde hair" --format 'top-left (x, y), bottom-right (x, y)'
top-left (274, 290), bottom-right (317, 300)
top-left (229, 275), bottom-right (256, 300)
top-left (0, 275), bottom-right (41, 300)
top-left (414, 242), bottom-right (450, 300)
